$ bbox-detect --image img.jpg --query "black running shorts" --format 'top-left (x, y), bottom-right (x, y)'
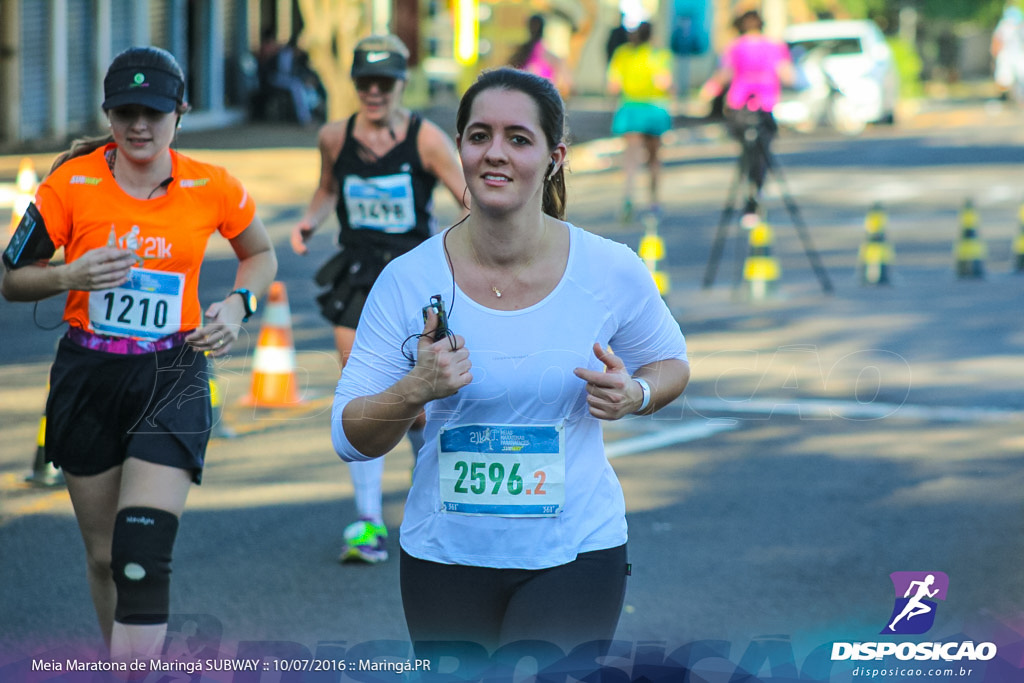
top-left (45, 335), bottom-right (213, 483)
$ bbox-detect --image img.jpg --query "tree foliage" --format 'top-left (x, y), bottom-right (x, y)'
top-left (919, 0), bottom-right (1005, 26)
top-left (811, 0), bottom-right (1007, 29)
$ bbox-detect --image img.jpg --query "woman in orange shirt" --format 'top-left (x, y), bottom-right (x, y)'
top-left (1, 46), bottom-right (277, 663)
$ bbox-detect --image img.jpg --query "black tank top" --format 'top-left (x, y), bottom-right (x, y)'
top-left (333, 113), bottom-right (438, 252)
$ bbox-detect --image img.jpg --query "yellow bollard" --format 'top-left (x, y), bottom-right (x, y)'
top-left (1014, 201), bottom-right (1024, 273)
top-left (26, 411), bottom-right (62, 487)
top-left (954, 199), bottom-right (986, 279)
top-left (638, 213), bottom-right (670, 296)
top-left (207, 366), bottom-right (235, 439)
top-left (743, 219), bottom-right (781, 301)
top-left (858, 202), bottom-right (894, 285)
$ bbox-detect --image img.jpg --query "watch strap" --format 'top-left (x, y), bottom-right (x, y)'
top-left (230, 288), bottom-right (255, 322)
top-left (633, 377), bottom-right (652, 414)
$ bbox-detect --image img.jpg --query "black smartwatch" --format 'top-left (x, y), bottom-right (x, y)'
top-left (230, 288), bottom-right (258, 322)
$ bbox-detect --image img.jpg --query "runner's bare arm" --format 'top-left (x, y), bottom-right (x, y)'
top-left (1, 247), bottom-right (136, 302)
top-left (418, 118), bottom-right (469, 217)
top-left (292, 122), bottom-right (345, 254)
top-left (187, 215), bottom-right (277, 355)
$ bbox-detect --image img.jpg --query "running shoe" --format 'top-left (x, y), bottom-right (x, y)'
top-left (339, 518), bottom-right (388, 564)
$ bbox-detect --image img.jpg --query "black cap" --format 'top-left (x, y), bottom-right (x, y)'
top-left (103, 48), bottom-right (185, 112)
top-left (351, 36), bottom-right (409, 80)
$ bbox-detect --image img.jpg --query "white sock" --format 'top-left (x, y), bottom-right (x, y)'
top-left (347, 458), bottom-right (384, 524)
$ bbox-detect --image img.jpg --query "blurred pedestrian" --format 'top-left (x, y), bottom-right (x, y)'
top-left (260, 33), bottom-right (322, 126)
top-left (700, 9), bottom-right (795, 216)
top-left (0, 46), bottom-right (277, 662)
top-left (992, 1), bottom-right (1024, 102)
top-left (605, 12), bottom-right (630, 65)
top-left (331, 67), bottom-right (690, 653)
top-left (509, 13), bottom-right (571, 95)
top-left (606, 21), bottom-right (674, 223)
top-left (290, 34), bottom-right (465, 565)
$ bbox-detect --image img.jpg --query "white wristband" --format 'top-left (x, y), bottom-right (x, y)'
top-left (632, 377), bottom-right (652, 414)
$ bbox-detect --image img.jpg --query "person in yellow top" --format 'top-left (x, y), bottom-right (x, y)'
top-left (607, 21), bottom-right (674, 223)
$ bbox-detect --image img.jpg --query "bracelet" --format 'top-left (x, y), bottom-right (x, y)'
top-left (632, 377), bottom-right (652, 414)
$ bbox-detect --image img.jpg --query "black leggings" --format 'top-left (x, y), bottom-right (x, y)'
top-left (400, 544), bottom-right (628, 654)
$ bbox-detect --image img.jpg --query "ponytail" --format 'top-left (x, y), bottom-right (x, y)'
top-left (49, 134), bottom-right (114, 175)
top-left (543, 165), bottom-right (567, 220)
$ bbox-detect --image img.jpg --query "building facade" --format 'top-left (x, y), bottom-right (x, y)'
top-left (0, 0), bottom-right (253, 148)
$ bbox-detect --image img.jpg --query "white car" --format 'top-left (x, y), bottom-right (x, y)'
top-left (775, 20), bottom-right (899, 135)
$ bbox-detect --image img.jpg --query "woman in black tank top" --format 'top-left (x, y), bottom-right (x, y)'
top-left (289, 34), bottom-right (466, 566)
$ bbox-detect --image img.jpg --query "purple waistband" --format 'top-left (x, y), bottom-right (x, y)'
top-left (66, 328), bottom-right (193, 355)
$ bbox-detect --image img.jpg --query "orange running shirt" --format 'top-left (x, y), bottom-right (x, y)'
top-left (36, 144), bottom-right (256, 339)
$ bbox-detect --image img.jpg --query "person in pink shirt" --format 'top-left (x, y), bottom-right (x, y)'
top-left (701, 10), bottom-right (795, 213)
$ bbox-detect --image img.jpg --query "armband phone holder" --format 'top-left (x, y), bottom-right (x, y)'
top-left (422, 294), bottom-right (449, 341)
top-left (3, 203), bottom-right (56, 269)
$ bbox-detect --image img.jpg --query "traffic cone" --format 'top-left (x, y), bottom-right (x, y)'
top-left (638, 213), bottom-right (670, 296)
top-left (9, 157), bottom-right (38, 234)
top-left (743, 218), bottom-right (780, 301)
top-left (243, 281), bottom-right (302, 407)
top-left (954, 199), bottom-right (986, 279)
top-left (26, 411), bottom-right (62, 487)
top-left (858, 202), bottom-right (894, 285)
top-left (1013, 200), bottom-right (1024, 273)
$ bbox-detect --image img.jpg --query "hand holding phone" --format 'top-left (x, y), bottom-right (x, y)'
top-left (422, 294), bottom-right (449, 341)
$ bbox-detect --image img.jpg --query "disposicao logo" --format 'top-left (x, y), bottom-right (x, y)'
top-left (882, 571), bottom-right (948, 635)
top-left (831, 570), bottom-right (998, 663)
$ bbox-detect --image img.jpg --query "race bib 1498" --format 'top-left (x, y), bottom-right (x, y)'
top-left (343, 173), bottom-right (416, 233)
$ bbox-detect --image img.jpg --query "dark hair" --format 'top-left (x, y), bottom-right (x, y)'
top-left (630, 21), bottom-right (653, 45)
top-left (52, 46), bottom-right (189, 173)
top-left (733, 10), bottom-right (763, 34)
top-left (455, 67), bottom-right (568, 220)
top-left (509, 14), bottom-right (547, 69)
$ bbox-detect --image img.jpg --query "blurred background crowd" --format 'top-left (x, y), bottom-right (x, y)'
top-left (0, 0), bottom-right (1022, 149)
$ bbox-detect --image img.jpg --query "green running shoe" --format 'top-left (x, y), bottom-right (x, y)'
top-left (339, 518), bottom-right (388, 564)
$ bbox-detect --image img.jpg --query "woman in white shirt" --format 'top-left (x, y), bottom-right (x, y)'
top-left (332, 67), bottom-right (690, 653)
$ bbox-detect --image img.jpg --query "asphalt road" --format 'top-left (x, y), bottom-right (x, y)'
top-left (2, 102), bottom-right (1024, 682)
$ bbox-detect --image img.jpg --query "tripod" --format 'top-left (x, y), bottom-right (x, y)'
top-left (702, 111), bottom-right (833, 293)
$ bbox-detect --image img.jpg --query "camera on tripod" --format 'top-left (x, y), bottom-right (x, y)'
top-left (703, 106), bottom-right (834, 294)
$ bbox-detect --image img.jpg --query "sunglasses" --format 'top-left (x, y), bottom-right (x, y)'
top-left (355, 77), bottom-right (398, 93)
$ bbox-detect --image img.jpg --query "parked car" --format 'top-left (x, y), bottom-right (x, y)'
top-left (774, 19), bottom-right (899, 135)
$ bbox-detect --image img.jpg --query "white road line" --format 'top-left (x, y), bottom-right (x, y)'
top-left (605, 421), bottom-right (737, 459)
top-left (683, 397), bottom-right (1023, 423)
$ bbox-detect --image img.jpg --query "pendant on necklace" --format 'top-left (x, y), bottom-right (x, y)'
top-left (492, 287), bottom-right (502, 298)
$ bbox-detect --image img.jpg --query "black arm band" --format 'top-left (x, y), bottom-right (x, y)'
top-left (3, 203), bottom-right (56, 269)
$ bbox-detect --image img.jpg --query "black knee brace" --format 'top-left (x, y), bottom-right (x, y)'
top-left (111, 507), bottom-right (179, 625)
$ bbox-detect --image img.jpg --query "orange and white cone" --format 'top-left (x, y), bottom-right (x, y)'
top-left (9, 157), bottom-right (38, 234)
top-left (244, 281), bottom-right (303, 407)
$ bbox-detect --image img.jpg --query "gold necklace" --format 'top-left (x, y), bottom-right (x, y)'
top-left (467, 224), bottom-right (547, 298)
